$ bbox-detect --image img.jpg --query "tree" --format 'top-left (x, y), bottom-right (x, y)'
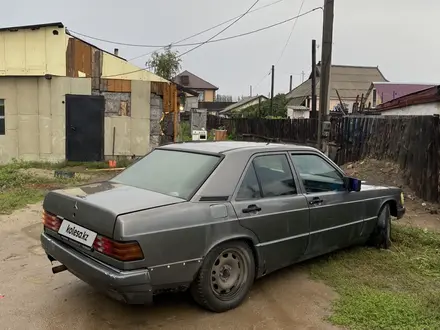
top-left (216, 94), bottom-right (234, 102)
top-left (146, 48), bottom-right (182, 80)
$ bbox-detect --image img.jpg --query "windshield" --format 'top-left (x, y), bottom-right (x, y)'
top-left (111, 149), bottom-right (220, 200)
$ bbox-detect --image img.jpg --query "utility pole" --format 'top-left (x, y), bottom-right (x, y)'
top-left (311, 39), bottom-right (317, 121)
top-left (258, 96), bottom-right (261, 118)
top-left (301, 71), bottom-right (305, 83)
top-left (250, 85), bottom-right (253, 97)
top-left (289, 75), bottom-right (293, 92)
top-left (270, 65), bottom-right (275, 116)
top-left (318, 0), bottom-right (334, 151)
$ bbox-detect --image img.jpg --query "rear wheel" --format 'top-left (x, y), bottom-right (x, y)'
top-left (368, 204), bottom-right (392, 249)
top-left (191, 241), bottom-right (255, 312)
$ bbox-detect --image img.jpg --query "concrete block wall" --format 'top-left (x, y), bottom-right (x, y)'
top-left (104, 80), bottom-right (151, 157)
top-left (191, 109), bottom-right (207, 131)
top-left (0, 76), bottom-right (91, 163)
top-left (150, 94), bottom-right (163, 149)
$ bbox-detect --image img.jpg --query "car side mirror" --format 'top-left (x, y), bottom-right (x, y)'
top-left (343, 177), bottom-right (361, 192)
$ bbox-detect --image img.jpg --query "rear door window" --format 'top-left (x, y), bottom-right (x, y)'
top-left (253, 154), bottom-right (297, 197)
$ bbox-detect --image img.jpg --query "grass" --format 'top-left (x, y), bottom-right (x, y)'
top-left (0, 160), bottom-right (104, 215)
top-left (310, 224), bottom-right (440, 330)
top-left (9, 158), bottom-right (133, 170)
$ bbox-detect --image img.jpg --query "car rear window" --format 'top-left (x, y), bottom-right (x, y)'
top-left (111, 149), bottom-right (220, 200)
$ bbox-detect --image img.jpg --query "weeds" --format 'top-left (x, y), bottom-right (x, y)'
top-left (0, 160), bottom-right (117, 214)
top-left (310, 224), bottom-right (440, 329)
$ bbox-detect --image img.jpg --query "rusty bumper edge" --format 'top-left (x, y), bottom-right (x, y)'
top-left (396, 206), bottom-right (405, 220)
top-left (40, 232), bottom-right (153, 305)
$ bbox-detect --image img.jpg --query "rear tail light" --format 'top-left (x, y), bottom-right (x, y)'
top-left (93, 235), bottom-right (144, 261)
top-left (42, 210), bottom-right (62, 232)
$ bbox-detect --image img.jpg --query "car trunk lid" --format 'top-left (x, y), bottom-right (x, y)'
top-left (43, 181), bottom-right (185, 238)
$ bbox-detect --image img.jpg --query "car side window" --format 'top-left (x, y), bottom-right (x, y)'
top-left (253, 154), bottom-right (297, 197)
top-left (290, 154), bottom-right (345, 193)
top-left (236, 164), bottom-right (262, 201)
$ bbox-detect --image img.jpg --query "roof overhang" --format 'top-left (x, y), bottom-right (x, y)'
top-left (0, 22), bottom-right (64, 32)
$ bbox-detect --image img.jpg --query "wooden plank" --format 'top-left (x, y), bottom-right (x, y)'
top-left (72, 39), bottom-right (92, 77)
top-left (66, 37), bottom-right (75, 77)
top-left (107, 79), bottom-right (115, 92)
top-left (122, 80), bottom-right (131, 92)
top-left (114, 79), bottom-right (122, 92)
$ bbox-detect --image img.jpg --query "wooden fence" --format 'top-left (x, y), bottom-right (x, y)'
top-left (330, 115), bottom-right (440, 202)
top-left (207, 115), bottom-right (318, 145)
top-left (205, 114), bottom-right (440, 202)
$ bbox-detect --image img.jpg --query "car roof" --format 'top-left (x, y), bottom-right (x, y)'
top-left (158, 141), bottom-right (316, 154)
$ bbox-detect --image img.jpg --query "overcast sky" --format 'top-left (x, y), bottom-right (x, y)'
top-left (3, 0), bottom-right (439, 98)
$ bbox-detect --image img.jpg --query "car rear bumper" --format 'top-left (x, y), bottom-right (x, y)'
top-left (396, 206), bottom-right (405, 219)
top-left (41, 232), bottom-right (153, 305)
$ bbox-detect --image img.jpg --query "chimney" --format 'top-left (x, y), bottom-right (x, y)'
top-left (180, 75), bottom-right (189, 86)
top-left (114, 48), bottom-right (119, 56)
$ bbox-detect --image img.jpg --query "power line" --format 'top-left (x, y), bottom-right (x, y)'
top-left (253, 69), bottom-right (272, 90)
top-left (101, 7), bottom-right (322, 78)
top-left (177, 0), bottom-right (261, 58)
top-left (129, 0), bottom-right (284, 61)
top-left (275, 0), bottom-right (306, 66)
top-left (68, 0), bottom-right (283, 52)
top-left (72, 7), bottom-right (321, 53)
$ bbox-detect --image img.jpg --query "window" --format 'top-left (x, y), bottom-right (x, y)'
top-left (0, 99), bottom-right (4, 135)
top-left (111, 149), bottom-right (220, 200)
top-left (372, 89), bottom-right (377, 107)
top-left (198, 91), bottom-right (205, 102)
top-left (236, 164), bottom-right (261, 200)
top-left (290, 154), bottom-right (345, 193)
top-left (254, 154), bottom-right (297, 198)
top-left (236, 155), bottom-right (297, 200)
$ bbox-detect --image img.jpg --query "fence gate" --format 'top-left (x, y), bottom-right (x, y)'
top-left (65, 94), bottom-right (105, 162)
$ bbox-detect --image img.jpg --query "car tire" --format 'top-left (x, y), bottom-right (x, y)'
top-left (368, 203), bottom-right (392, 249)
top-left (190, 241), bottom-right (255, 313)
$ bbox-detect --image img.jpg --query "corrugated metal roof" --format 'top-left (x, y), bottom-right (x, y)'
top-left (373, 82), bottom-right (437, 103)
top-left (288, 105), bottom-right (309, 110)
top-left (288, 96), bottom-right (307, 106)
top-left (376, 85), bottom-right (440, 112)
top-left (286, 64), bottom-right (387, 100)
top-left (174, 70), bottom-right (218, 90)
top-left (220, 95), bottom-right (268, 113)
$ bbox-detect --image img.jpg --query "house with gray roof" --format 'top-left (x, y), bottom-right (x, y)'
top-left (219, 95), bottom-right (268, 116)
top-left (173, 70), bottom-right (218, 102)
top-left (286, 63), bottom-right (387, 118)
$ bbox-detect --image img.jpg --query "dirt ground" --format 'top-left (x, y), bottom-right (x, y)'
top-left (1, 159), bottom-right (439, 330)
top-left (343, 159), bottom-right (440, 232)
top-left (0, 202), bottom-right (340, 330)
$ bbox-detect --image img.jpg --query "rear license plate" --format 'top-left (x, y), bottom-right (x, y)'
top-left (58, 220), bottom-right (97, 247)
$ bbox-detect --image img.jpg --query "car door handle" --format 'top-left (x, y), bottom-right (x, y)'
top-left (242, 204), bottom-right (262, 213)
top-left (309, 197), bottom-right (323, 205)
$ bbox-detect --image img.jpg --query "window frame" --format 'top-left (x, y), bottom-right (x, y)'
top-left (233, 152), bottom-right (302, 201)
top-left (289, 152), bottom-right (347, 195)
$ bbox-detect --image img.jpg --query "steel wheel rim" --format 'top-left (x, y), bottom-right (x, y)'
top-left (210, 248), bottom-right (248, 300)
